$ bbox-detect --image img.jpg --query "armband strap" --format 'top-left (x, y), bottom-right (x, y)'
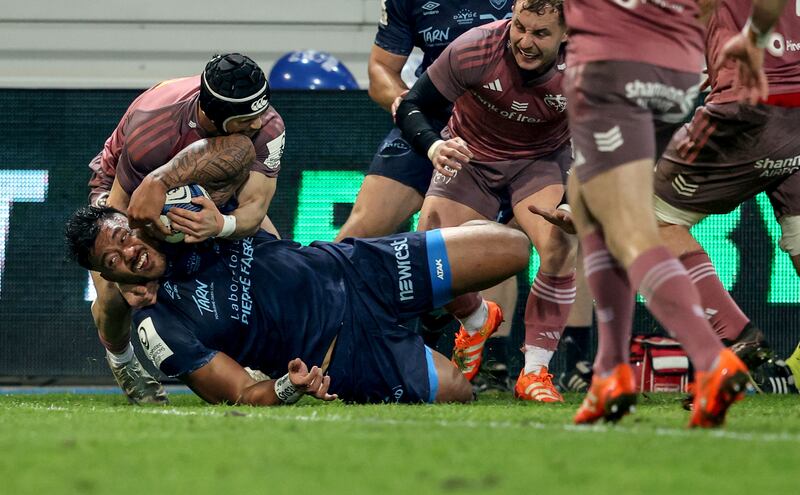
top-left (744, 17), bottom-right (772, 49)
top-left (274, 373), bottom-right (303, 404)
top-left (217, 214), bottom-right (237, 238)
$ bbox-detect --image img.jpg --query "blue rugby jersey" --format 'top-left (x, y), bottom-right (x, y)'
top-left (375, 0), bottom-right (513, 77)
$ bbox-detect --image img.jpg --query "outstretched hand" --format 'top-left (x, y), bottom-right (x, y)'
top-left (713, 31), bottom-right (769, 105)
top-left (528, 204), bottom-right (577, 235)
top-left (287, 358), bottom-right (338, 402)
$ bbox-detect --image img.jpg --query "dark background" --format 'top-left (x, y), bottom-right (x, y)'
top-left (0, 89), bottom-right (796, 380)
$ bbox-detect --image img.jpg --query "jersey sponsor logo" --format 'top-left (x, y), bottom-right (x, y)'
top-left (482, 79), bottom-right (503, 92)
top-left (163, 281), bottom-right (180, 300)
top-left (192, 280), bottom-right (219, 319)
top-left (421, 1), bottom-right (440, 15)
top-left (453, 9), bottom-right (478, 26)
top-left (250, 95), bottom-right (269, 112)
top-left (510, 100), bottom-right (528, 112)
top-left (472, 92), bottom-right (545, 123)
top-left (228, 237), bottom-right (254, 325)
top-left (754, 154), bottom-right (800, 177)
top-left (544, 93), bottom-right (567, 112)
top-left (264, 131), bottom-right (285, 169)
top-left (766, 32), bottom-right (800, 57)
top-left (391, 237), bottom-right (415, 302)
top-left (419, 26), bottom-right (450, 44)
top-left (137, 317), bottom-right (174, 368)
top-left (593, 126), bottom-right (624, 152)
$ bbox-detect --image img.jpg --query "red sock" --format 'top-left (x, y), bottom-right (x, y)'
top-left (680, 250), bottom-right (749, 341)
top-left (582, 231), bottom-right (635, 375)
top-left (628, 246), bottom-right (723, 371)
top-left (524, 271), bottom-right (576, 351)
top-left (445, 292), bottom-right (482, 319)
top-left (98, 331), bottom-right (130, 355)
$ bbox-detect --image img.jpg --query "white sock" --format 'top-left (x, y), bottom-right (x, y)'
top-left (106, 343), bottom-right (134, 366)
top-left (523, 345), bottom-right (554, 375)
top-left (458, 300), bottom-right (489, 336)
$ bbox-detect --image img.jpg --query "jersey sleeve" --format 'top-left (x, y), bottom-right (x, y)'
top-left (374, 0), bottom-right (414, 56)
top-left (132, 308), bottom-right (218, 378)
top-left (425, 29), bottom-right (487, 102)
top-left (249, 109), bottom-right (285, 178)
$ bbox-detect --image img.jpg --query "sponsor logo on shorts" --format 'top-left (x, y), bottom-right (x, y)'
top-left (421, 1), bottom-right (440, 15)
top-left (755, 155), bottom-right (800, 177)
top-left (379, 0), bottom-right (388, 25)
top-left (593, 126), bottom-right (624, 152)
top-left (672, 174), bottom-right (698, 197)
top-left (264, 131), bottom-right (285, 170)
top-left (391, 237), bottom-right (415, 302)
top-left (419, 26), bottom-right (450, 44)
top-left (433, 167), bottom-right (457, 185)
top-left (624, 80), bottom-right (696, 121)
top-left (137, 317), bottom-right (174, 368)
top-left (453, 9), bottom-right (477, 25)
top-left (192, 280), bottom-right (219, 319)
top-left (378, 138), bottom-right (411, 158)
top-left (435, 258), bottom-right (445, 280)
top-left (544, 93), bottom-right (567, 112)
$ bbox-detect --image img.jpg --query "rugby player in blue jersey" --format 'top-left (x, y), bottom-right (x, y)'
top-left (65, 208), bottom-right (530, 405)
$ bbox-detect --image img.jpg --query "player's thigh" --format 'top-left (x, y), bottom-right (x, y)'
top-left (437, 222), bottom-right (530, 294)
top-left (430, 348), bottom-right (472, 403)
top-left (336, 175), bottom-right (423, 240)
top-left (417, 195), bottom-right (488, 231)
top-left (513, 184), bottom-right (576, 274)
top-left (579, 159), bottom-right (663, 267)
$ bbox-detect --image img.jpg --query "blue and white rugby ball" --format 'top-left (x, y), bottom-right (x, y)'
top-left (160, 184), bottom-right (211, 243)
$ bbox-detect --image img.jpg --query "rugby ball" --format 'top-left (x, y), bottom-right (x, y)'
top-left (160, 184), bottom-right (211, 243)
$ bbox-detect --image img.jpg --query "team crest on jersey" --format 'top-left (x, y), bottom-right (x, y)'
top-left (544, 94), bottom-right (567, 112)
top-left (490, 0), bottom-right (509, 9)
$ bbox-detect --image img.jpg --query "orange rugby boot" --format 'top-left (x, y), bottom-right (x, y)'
top-left (689, 349), bottom-right (749, 428)
top-left (451, 301), bottom-right (503, 382)
top-left (574, 363), bottom-right (637, 425)
top-left (514, 367), bottom-right (564, 402)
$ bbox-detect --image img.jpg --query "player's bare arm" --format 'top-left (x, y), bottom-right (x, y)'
top-left (127, 134), bottom-right (255, 234)
top-left (396, 73), bottom-right (473, 176)
top-left (185, 353), bottom-right (337, 406)
top-left (368, 45), bottom-right (410, 112)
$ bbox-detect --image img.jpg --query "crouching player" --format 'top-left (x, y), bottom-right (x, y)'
top-left (65, 209), bottom-right (530, 405)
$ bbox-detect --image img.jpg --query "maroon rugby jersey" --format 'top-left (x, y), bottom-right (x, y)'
top-left (426, 20), bottom-right (570, 162)
top-left (707, 0), bottom-right (800, 104)
top-left (565, 0), bottom-right (705, 73)
top-left (97, 76), bottom-right (285, 195)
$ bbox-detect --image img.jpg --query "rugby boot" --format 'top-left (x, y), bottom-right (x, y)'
top-left (451, 301), bottom-right (503, 381)
top-left (689, 349), bottom-right (748, 428)
top-left (558, 360), bottom-right (593, 393)
top-left (574, 363), bottom-right (637, 425)
top-left (723, 323), bottom-right (773, 370)
top-left (107, 354), bottom-right (169, 405)
top-left (515, 367), bottom-right (564, 402)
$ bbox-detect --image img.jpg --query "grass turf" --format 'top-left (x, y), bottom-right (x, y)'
top-left (1, 392), bottom-right (797, 495)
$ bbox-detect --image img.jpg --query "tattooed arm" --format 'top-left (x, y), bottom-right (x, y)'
top-left (127, 134), bottom-right (255, 235)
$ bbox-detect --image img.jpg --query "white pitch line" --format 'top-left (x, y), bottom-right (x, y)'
top-left (127, 407), bottom-right (800, 444)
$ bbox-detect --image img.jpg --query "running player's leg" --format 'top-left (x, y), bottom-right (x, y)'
top-left (513, 183), bottom-right (577, 402)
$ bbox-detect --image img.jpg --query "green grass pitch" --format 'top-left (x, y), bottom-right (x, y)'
top-left (1, 392), bottom-right (797, 495)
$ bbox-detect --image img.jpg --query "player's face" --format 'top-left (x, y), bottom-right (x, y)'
top-left (89, 213), bottom-right (167, 284)
top-left (225, 110), bottom-right (267, 138)
top-left (509, 4), bottom-right (566, 72)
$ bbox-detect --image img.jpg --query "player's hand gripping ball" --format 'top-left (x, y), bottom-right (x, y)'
top-left (160, 184), bottom-right (211, 243)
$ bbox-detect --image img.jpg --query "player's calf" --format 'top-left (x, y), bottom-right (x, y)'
top-left (430, 348), bottom-right (474, 403)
